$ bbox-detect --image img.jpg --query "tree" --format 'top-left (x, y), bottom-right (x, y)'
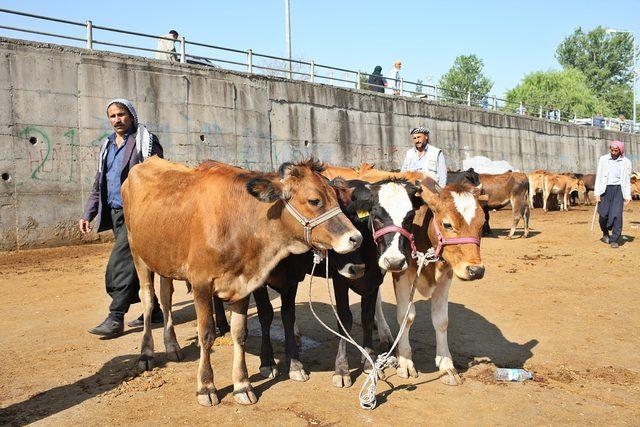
top-left (438, 54), bottom-right (493, 105)
top-left (358, 70), bottom-right (369, 91)
top-left (505, 68), bottom-right (610, 117)
top-left (556, 26), bottom-right (634, 115)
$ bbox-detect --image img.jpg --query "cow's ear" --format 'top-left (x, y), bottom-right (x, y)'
top-left (278, 162), bottom-right (301, 179)
top-left (420, 177), bottom-right (442, 210)
top-left (246, 178), bottom-right (282, 203)
top-left (330, 177), bottom-right (354, 207)
top-left (406, 181), bottom-right (425, 210)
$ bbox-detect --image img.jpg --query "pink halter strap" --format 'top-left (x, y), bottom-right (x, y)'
top-left (372, 224), bottom-right (417, 257)
top-left (432, 220), bottom-right (481, 259)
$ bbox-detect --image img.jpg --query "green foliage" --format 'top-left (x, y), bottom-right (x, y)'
top-left (556, 26), bottom-right (634, 116)
top-left (505, 68), bottom-right (610, 117)
top-left (358, 70), bottom-right (369, 91)
top-left (438, 54), bottom-right (493, 104)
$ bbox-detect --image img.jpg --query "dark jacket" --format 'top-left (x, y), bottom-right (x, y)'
top-left (367, 74), bottom-right (387, 93)
top-left (82, 130), bottom-right (163, 232)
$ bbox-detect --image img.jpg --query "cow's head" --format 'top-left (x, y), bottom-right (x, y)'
top-left (420, 178), bottom-right (485, 280)
top-left (631, 176), bottom-right (640, 199)
top-left (246, 159), bottom-right (362, 253)
top-left (347, 179), bottom-right (424, 272)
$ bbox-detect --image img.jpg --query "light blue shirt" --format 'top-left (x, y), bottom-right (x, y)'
top-left (606, 156), bottom-right (623, 185)
top-left (400, 146), bottom-right (447, 187)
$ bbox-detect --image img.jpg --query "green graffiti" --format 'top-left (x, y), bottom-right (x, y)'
top-left (64, 128), bottom-right (78, 183)
top-left (18, 125), bottom-right (52, 181)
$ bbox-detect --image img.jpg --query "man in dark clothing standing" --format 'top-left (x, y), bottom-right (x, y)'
top-left (80, 99), bottom-right (164, 337)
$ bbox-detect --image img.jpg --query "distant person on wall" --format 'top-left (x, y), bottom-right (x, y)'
top-left (516, 101), bottom-right (526, 115)
top-left (400, 126), bottom-right (447, 187)
top-left (386, 60), bottom-right (402, 95)
top-left (593, 111), bottom-right (604, 128)
top-left (618, 114), bottom-right (626, 132)
top-left (79, 99), bottom-right (164, 337)
top-left (155, 30), bottom-right (179, 63)
top-left (594, 140), bottom-right (632, 249)
top-left (367, 65), bottom-right (387, 93)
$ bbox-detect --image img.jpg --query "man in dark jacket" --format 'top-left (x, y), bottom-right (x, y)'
top-left (80, 99), bottom-right (164, 337)
top-left (367, 65), bottom-right (387, 93)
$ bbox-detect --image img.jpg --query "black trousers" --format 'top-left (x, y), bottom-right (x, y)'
top-left (106, 208), bottom-right (157, 320)
top-left (598, 185), bottom-right (624, 243)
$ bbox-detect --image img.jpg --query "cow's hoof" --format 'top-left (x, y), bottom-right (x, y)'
top-left (397, 358), bottom-right (418, 379)
top-left (197, 389), bottom-right (220, 406)
top-left (289, 369), bottom-right (309, 382)
top-left (138, 356), bottom-right (154, 371)
top-left (260, 365), bottom-right (278, 379)
top-left (233, 386), bottom-right (257, 405)
top-left (440, 368), bottom-right (463, 386)
top-left (166, 348), bottom-right (182, 362)
top-left (332, 373), bottom-right (352, 388)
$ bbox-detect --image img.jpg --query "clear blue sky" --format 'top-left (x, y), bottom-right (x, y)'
top-left (1, 0), bottom-right (639, 97)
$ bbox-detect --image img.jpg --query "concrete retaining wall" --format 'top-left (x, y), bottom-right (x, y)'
top-left (1, 37), bottom-right (638, 250)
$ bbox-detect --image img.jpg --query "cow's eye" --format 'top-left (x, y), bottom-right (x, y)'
top-left (308, 198), bottom-right (321, 206)
top-left (443, 222), bottom-right (453, 230)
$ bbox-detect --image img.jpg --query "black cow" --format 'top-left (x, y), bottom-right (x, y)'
top-left (214, 179), bottom-right (423, 386)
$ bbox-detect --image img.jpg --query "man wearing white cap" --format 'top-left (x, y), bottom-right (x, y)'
top-left (80, 99), bottom-right (164, 337)
top-left (400, 126), bottom-right (447, 187)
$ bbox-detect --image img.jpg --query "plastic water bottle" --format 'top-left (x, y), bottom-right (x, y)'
top-left (495, 368), bottom-right (532, 382)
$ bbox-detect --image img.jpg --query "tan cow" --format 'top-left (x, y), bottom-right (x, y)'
top-left (631, 176), bottom-right (640, 199)
top-left (391, 178), bottom-right (485, 384)
top-left (542, 173), bottom-right (586, 211)
top-left (528, 170), bottom-right (549, 208)
top-left (122, 157), bottom-right (362, 406)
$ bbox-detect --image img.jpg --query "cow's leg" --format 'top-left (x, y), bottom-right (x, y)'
top-left (332, 281), bottom-right (353, 388)
top-left (192, 283), bottom-right (219, 406)
top-left (133, 258), bottom-right (155, 371)
top-left (522, 200), bottom-right (530, 238)
top-left (253, 286), bottom-right (278, 379)
top-left (230, 297), bottom-right (257, 404)
top-left (160, 276), bottom-right (181, 361)
top-left (432, 267), bottom-right (462, 386)
top-left (482, 206), bottom-right (492, 235)
top-left (361, 288), bottom-right (378, 375)
top-left (213, 295), bottom-right (230, 336)
top-left (281, 284), bottom-right (308, 381)
top-left (374, 290), bottom-right (393, 352)
top-left (393, 271), bottom-right (417, 379)
top-left (508, 197), bottom-right (521, 238)
top-left (563, 191), bottom-right (569, 211)
top-left (584, 190), bottom-right (591, 205)
top-left (542, 187), bottom-right (549, 212)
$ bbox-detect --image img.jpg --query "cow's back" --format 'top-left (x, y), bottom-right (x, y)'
top-left (122, 157), bottom-right (257, 279)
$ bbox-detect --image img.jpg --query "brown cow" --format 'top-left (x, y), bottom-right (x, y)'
top-left (391, 178), bottom-right (485, 384)
top-left (479, 172), bottom-right (530, 238)
top-left (121, 157), bottom-right (362, 406)
top-left (322, 162), bottom-right (425, 183)
top-left (542, 173), bottom-right (586, 211)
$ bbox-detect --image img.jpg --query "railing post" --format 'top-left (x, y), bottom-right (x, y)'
top-left (467, 91), bottom-right (471, 106)
top-left (400, 77), bottom-right (404, 96)
top-left (539, 106), bottom-right (543, 118)
top-left (179, 36), bottom-right (186, 63)
top-left (356, 70), bottom-right (361, 89)
top-left (434, 86), bottom-right (438, 101)
top-left (86, 20), bottom-right (93, 50)
top-left (310, 61), bottom-right (315, 83)
top-left (492, 95), bottom-right (497, 110)
top-left (247, 49), bottom-right (253, 74)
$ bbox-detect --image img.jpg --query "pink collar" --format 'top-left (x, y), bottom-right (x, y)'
top-left (372, 224), bottom-right (417, 257)
top-left (432, 220), bottom-right (481, 259)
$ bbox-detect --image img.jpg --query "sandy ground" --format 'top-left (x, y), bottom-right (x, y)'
top-left (1, 204), bottom-right (639, 426)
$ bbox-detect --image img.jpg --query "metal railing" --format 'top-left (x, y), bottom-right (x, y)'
top-left (1, 7), bottom-right (636, 133)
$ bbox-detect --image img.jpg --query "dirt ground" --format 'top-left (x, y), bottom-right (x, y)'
top-left (1, 204), bottom-right (640, 426)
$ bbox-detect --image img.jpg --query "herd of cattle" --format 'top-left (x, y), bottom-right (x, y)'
top-left (117, 157), bottom-right (637, 408)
